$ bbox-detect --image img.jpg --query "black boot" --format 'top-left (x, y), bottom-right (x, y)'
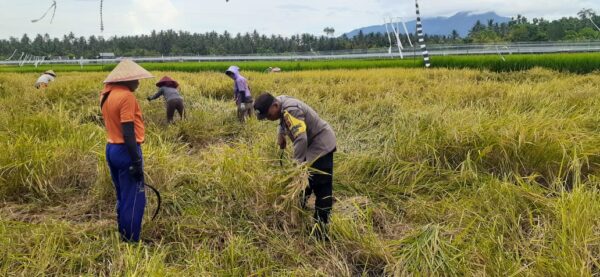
top-left (300, 186), bottom-right (312, 209)
top-left (312, 221), bottom-right (330, 242)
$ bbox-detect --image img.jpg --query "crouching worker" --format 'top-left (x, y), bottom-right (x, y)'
top-left (225, 66), bottom-right (254, 123)
top-left (254, 93), bottom-right (337, 240)
top-left (147, 76), bottom-right (185, 123)
top-left (35, 70), bottom-right (56, 89)
top-left (100, 59), bottom-right (153, 242)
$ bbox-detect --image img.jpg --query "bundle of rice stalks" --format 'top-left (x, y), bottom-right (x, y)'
top-left (272, 164), bottom-right (310, 228)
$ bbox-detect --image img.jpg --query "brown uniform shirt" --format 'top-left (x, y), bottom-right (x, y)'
top-left (277, 96), bottom-right (336, 163)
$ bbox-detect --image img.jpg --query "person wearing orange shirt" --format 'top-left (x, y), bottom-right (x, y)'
top-left (100, 59), bottom-right (153, 242)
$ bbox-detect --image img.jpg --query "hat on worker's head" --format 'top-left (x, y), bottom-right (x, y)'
top-left (253, 92), bottom-right (276, 120)
top-left (225, 65), bottom-right (239, 76)
top-left (156, 76), bottom-right (179, 88)
top-left (44, 70), bottom-right (56, 77)
top-left (103, 59), bottom-right (153, 83)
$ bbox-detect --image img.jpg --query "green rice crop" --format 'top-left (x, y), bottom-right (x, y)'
top-left (1, 52), bottom-right (600, 74)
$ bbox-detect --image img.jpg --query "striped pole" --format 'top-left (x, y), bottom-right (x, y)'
top-left (100, 0), bottom-right (105, 32)
top-left (415, 0), bottom-right (431, 68)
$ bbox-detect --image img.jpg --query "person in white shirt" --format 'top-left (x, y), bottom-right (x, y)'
top-left (35, 70), bottom-right (56, 89)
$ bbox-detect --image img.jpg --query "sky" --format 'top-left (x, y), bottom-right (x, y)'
top-left (0, 0), bottom-right (599, 39)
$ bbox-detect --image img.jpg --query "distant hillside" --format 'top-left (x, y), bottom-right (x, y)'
top-left (344, 11), bottom-right (511, 38)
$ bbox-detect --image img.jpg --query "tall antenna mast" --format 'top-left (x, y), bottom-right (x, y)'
top-left (388, 17), bottom-right (404, 59)
top-left (415, 0), bottom-right (430, 68)
top-left (5, 49), bottom-right (17, 61)
top-left (383, 17), bottom-right (393, 55)
top-left (401, 21), bottom-right (413, 47)
top-left (590, 17), bottom-right (600, 32)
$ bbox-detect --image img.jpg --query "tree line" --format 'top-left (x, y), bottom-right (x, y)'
top-left (0, 9), bottom-right (598, 59)
top-left (466, 9), bottom-right (600, 43)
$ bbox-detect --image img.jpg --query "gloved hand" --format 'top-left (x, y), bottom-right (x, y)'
top-left (129, 159), bottom-right (144, 182)
top-left (277, 134), bottom-right (287, 149)
top-left (240, 103), bottom-right (246, 110)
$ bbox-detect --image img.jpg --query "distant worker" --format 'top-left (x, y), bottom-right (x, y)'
top-left (266, 67), bottom-right (282, 73)
top-left (147, 76), bottom-right (185, 123)
top-left (34, 70), bottom-right (56, 89)
top-left (225, 66), bottom-right (254, 122)
top-left (100, 59), bottom-right (153, 243)
top-left (254, 92), bottom-right (337, 240)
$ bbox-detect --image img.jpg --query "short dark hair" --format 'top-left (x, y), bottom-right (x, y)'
top-left (253, 93), bottom-right (275, 120)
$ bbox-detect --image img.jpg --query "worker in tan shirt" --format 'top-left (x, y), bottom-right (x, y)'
top-left (254, 92), bottom-right (337, 240)
top-left (35, 70), bottom-right (56, 89)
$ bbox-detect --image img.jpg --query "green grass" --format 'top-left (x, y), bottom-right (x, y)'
top-left (2, 67), bottom-right (600, 275)
top-left (0, 58), bottom-right (422, 74)
top-left (435, 52), bottom-right (600, 74)
top-left (1, 52), bottom-right (600, 74)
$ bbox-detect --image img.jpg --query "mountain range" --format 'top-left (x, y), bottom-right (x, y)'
top-left (344, 12), bottom-right (511, 38)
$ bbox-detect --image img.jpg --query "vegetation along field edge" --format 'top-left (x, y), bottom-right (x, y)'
top-left (2, 52), bottom-right (600, 74)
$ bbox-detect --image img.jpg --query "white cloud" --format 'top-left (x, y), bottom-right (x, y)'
top-left (376, 0), bottom-right (600, 20)
top-left (0, 0), bottom-right (598, 38)
top-left (129, 0), bottom-right (180, 33)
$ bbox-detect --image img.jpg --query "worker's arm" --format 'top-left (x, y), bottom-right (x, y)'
top-left (232, 81), bottom-right (238, 101)
top-left (235, 78), bottom-right (249, 102)
top-left (122, 122), bottom-right (143, 181)
top-left (277, 124), bottom-right (287, 149)
top-left (283, 108), bottom-right (308, 163)
top-left (120, 94), bottom-right (144, 181)
top-left (147, 88), bottom-right (164, 101)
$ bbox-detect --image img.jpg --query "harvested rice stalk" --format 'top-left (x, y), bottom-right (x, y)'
top-left (273, 165), bottom-right (310, 226)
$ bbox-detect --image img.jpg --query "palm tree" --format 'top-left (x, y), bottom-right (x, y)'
top-left (578, 8), bottom-right (600, 31)
top-left (323, 27), bottom-right (336, 37)
top-left (578, 8), bottom-right (595, 20)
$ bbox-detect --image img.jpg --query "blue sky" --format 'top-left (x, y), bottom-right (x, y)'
top-left (0, 0), bottom-right (599, 38)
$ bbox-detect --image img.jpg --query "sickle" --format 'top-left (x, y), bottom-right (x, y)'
top-left (144, 182), bottom-right (162, 221)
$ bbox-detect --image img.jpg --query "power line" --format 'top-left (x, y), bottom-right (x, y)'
top-left (29, 0), bottom-right (230, 32)
top-left (31, 0), bottom-right (57, 23)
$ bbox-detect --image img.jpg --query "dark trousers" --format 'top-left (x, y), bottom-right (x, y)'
top-left (166, 98), bottom-right (185, 123)
top-left (305, 151), bottom-right (334, 224)
top-left (106, 144), bottom-right (146, 242)
top-left (237, 100), bottom-right (254, 123)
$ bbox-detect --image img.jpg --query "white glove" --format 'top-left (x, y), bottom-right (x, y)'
top-left (240, 103), bottom-right (246, 110)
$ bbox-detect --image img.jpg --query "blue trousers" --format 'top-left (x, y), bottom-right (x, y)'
top-left (106, 143), bottom-right (146, 242)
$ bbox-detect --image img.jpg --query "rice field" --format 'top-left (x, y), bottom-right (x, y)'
top-left (1, 52), bottom-right (600, 74)
top-left (1, 66), bottom-right (600, 275)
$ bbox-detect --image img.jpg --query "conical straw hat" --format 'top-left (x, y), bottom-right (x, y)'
top-left (103, 59), bottom-right (154, 83)
top-left (44, 70), bottom-right (56, 77)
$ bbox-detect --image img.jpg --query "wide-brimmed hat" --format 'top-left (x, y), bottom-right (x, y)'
top-left (103, 59), bottom-right (153, 83)
top-left (155, 76), bottom-right (179, 88)
top-left (44, 70), bottom-right (56, 77)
